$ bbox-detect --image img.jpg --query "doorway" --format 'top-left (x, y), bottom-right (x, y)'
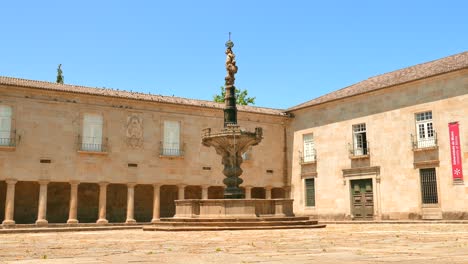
top-left (350, 179), bottom-right (374, 219)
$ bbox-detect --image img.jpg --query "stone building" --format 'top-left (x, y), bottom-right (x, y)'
top-left (0, 51), bottom-right (467, 225)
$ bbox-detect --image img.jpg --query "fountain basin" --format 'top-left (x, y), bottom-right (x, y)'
top-left (174, 199), bottom-right (294, 219)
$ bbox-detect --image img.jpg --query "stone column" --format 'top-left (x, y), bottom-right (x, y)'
top-left (265, 186), bottom-right (272, 200)
top-left (126, 183), bottom-right (136, 224)
top-left (201, 185), bottom-right (209, 199)
top-left (36, 180), bottom-right (49, 226)
top-left (178, 184), bottom-right (186, 200)
top-left (151, 184), bottom-right (161, 223)
top-left (96, 182), bottom-right (109, 225)
top-left (67, 181), bottom-right (79, 224)
top-left (244, 185), bottom-right (253, 199)
top-left (2, 179), bottom-right (17, 226)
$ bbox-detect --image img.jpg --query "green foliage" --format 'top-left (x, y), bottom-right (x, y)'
top-left (213, 86), bottom-right (256, 105)
top-left (56, 64), bottom-right (64, 84)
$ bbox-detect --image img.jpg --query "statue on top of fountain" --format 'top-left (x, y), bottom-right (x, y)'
top-left (225, 39), bottom-right (238, 86)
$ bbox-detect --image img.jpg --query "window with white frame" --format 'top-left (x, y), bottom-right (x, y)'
top-left (0, 105), bottom-right (13, 146)
top-left (82, 114), bottom-right (103, 151)
top-left (352, 123), bottom-right (368, 155)
top-left (305, 178), bottom-right (315, 207)
top-left (303, 134), bottom-right (315, 162)
top-left (415, 111), bottom-right (435, 148)
top-left (163, 120), bottom-right (181, 156)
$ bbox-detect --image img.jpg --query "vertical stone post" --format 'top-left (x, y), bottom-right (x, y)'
top-left (126, 183), bottom-right (136, 224)
top-left (178, 184), bottom-right (186, 200)
top-left (265, 186), bottom-right (272, 200)
top-left (96, 182), bottom-right (109, 225)
top-left (201, 185), bottom-right (209, 199)
top-left (244, 185), bottom-right (252, 199)
top-left (2, 179), bottom-right (17, 226)
top-left (67, 181), bottom-right (79, 224)
top-left (36, 180), bottom-right (49, 226)
top-left (151, 184), bottom-right (161, 223)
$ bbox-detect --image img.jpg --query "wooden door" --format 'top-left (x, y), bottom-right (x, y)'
top-left (350, 179), bottom-right (374, 219)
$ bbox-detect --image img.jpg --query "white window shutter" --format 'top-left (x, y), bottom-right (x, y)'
top-left (164, 121), bottom-right (180, 154)
top-left (83, 114), bottom-right (103, 151)
top-left (303, 134), bottom-right (315, 162)
top-left (0, 106), bottom-right (12, 145)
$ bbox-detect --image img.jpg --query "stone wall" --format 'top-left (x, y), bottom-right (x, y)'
top-left (289, 69), bottom-right (468, 219)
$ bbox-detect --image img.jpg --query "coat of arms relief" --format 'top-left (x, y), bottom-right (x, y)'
top-left (126, 114), bottom-right (143, 148)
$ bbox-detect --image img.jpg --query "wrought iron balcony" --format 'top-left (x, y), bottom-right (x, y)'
top-left (348, 142), bottom-right (370, 158)
top-left (411, 132), bottom-right (438, 150)
top-left (299, 149), bottom-right (317, 164)
top-left (159, 141), bottom-right (185, 157)
top-left (0, 137), bottom-right (16, 147)
top-left (77, 135), bottom-right (108, 153)
top-left (0, 130), bottom-right (19, 149)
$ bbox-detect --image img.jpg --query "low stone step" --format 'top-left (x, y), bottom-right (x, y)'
top-left (152, 220), bottom-right (318, 227)
top-left (159, 216), bottom-right (310, 222)
top-left (143, 224), bottom-right (327, 232)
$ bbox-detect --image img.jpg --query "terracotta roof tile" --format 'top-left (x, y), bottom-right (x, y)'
top-left (0, 76), bottom-right (287, 116)
top-left (288, 51), bottom-right (468, 111)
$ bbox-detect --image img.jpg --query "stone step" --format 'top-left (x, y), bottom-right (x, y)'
top-left (422, 207), bottom-right (443, 220)
top-left (143, 224), bottom-right (327, 232)
top-left (152, 220), bottom-right (318, 227)
top-left (159, 216), bottom-right (310, 222)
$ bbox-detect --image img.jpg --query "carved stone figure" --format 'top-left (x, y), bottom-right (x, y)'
top-left (225, 42), bottom-right (238, 86)
top-left (126, 114), bottom-right (143, 148)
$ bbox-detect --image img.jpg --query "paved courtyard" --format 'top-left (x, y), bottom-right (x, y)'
top-left (0, 224), bottom-right (467, 263)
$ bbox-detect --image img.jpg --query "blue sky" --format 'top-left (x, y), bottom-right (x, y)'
top-left (1, 1), bottom-right (466, 109)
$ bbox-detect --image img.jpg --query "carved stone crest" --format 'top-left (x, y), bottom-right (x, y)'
top-left (126, 114), bottom-right (143, 148)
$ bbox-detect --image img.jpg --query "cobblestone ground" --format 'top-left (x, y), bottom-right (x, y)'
top-left (0, 224), bottom-right (467, 264)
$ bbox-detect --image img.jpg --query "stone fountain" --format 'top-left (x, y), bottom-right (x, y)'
top-left (143, 37), bottom-right (326, 230)
top-left (201, 37), bottom-right (263, 199)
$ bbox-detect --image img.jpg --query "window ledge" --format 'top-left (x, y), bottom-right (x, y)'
top-left (412, 146), bottom-right (438, 152)
top-left (413, 160), bottom-right (439, 169)
top-left (159, 155), bottom-right (184, 160)
top-left (0, 146), bottom-right (16, 152)
top-left (300, 160), bottom-right (317, 165)
top-left (77, 150), bottom-right (108, 155)
top-left (349, 154), bottom-right (370, 160)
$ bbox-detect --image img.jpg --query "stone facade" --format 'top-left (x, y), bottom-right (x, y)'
top-left (289, 69), bottom-right (468, 220)
top-left (0, 84), bottom-right (288, 225)
top-left (0, 52), bottom-right (467, 225)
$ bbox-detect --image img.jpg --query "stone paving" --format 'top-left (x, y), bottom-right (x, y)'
top-left (0, 224), bottom-right (467, 263)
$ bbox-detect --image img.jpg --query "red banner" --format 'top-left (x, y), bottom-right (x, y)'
top-left (449, 122), bottom-right (463, 181)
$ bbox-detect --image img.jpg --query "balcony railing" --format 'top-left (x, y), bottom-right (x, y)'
top-left (348, 141), bottom-right (370, 158)
top-left (78, 135), bottom-right (108, 153)
top-left (411, 132), bottom-right (438, 150)
top-left (0, 137), bottom-right (16, 147)
top-left (160, 141), bottom-right (185, 157)
top-left (299, 149), bottom-right (317, 164)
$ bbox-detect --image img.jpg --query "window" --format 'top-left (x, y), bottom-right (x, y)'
top-left (303, 134), bottom-right (315, 162)
top-left (352, 123), bottom-right (368, 155)
top-left (163, 120), bottom-right (181, 156)
top-left (305, 178), bottom-right (315, 207)
top-left (0, 105), bottom-right (12, 146)
top-left (420, 168), bottom-right (438, 204)
top-left (415, 111), bottom-right (435, 148)
top-left (82, 114), bottom-right (103, 151)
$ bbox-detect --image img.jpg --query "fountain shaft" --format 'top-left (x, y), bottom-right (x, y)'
top-left (224, 85), bottom-right (237, 127)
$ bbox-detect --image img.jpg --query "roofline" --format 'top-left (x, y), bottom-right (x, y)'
top-left (0, 76), bottom-right (288, 117)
